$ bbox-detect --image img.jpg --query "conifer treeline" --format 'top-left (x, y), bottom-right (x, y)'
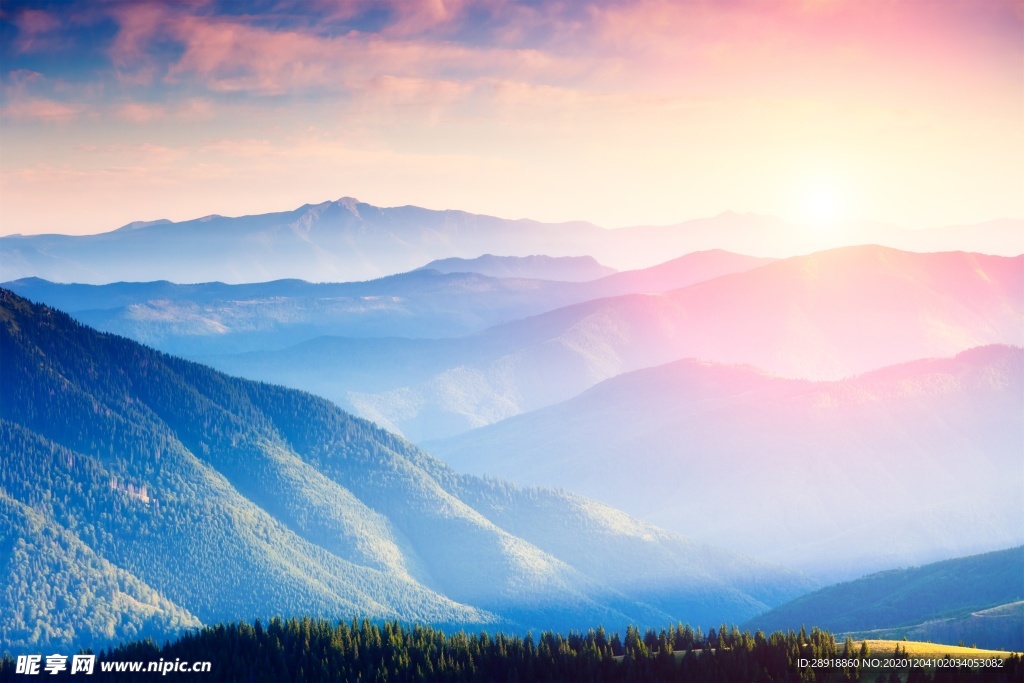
top-left (3, 617), bottom-right (1021, 683)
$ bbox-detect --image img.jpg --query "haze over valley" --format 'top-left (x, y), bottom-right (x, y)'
top-left (428, 346), bottom-right (1024, 577)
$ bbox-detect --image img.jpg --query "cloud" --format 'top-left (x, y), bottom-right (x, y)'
top-left (77, 0), bottom-right (1020, 115)
top-left (107, 2), bottom-right (175, 85)
top-left (96, 0), bottom-right (587, 96)
top-left (13, 0), bottom-right (1024, 90)
top-left (10, 8), bottom-right (63, 53)
top-left (175, 98), bottom-right (215, 120)
top-left (199, 137), bottom-right (275, 157)
top-left (6, 69), bottom-right (44, 87)
top-left (1, 97), bottom-right (81, 123)
top-left (116, 102), bottom-right (167, 122)
top-left (1, 0), bottom-right (1020, 236)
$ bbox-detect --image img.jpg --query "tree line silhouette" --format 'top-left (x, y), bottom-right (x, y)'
top-left (3, 617), bottom-right (1021, 682)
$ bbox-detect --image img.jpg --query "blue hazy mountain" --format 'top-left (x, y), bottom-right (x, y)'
top-left (0, 288), bottom-right (813, 655)
top-left (2, 196), bottom-right (1020, 284)
top-left (417, 254), bottom-right (617, 281)
top-left (0, 198), bottom-right (609, 284)
top-left (200, 247), bottom-right (1023, 443)
top-left (2, 250), bottom-right (772, 356)
top-left (744, 546), bottom-right (1024, 651)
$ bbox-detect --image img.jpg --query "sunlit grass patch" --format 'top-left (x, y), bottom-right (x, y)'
top-left (855, 639), bottom-right (1020, 659)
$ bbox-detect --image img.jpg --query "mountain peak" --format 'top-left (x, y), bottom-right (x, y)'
top-left (114, 218), bottom-right (173, 232)
top-left (335, 196), bottom-right (362, 216)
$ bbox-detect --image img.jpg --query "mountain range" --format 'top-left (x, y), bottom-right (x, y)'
top-left (2, 250), bottom-right (772, 356)
top-left (199, 246), bottom-right (1024, 442)
top-left (0, 288), bottom-right (813, 655)
top-left (2, 193), bottom-right (1022, 657)
top-left (2, 197), bottom-right (1021, 284)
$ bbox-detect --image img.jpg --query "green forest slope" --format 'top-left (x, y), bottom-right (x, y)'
top-left (746, 547), bottom-right (1024, 650)
top-left (0, 289), bottom-right (810, 654)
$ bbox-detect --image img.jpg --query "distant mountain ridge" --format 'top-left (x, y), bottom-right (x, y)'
top-left (1, 196), bottom-right (1020, 284)
top-left (0, 289), bottom-right (812, 655)
top-left (0, 199), bottom-right (609, 283)
top-left (2, 250), bottom-right (772, 355)
top-left (418, 254), bottom-right (617, 281)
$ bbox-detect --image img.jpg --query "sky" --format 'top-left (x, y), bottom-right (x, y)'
top-left (0, 0), bottom-right (1022, 236)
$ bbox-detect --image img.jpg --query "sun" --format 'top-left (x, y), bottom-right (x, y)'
top-left (797, 179), bottom-right (849, 228)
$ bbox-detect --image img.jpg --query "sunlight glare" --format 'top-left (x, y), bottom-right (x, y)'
top-left (798, 179), bottom-right (849, 228)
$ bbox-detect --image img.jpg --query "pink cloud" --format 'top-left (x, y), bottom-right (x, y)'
top-left (30, 0), bottom-right (1024, 102)
top-left (66, 141), bottom-right (187, 163)
top-left (563, 0), bottom-right (1024, 106)
top-left (175, 98), bottom-right (215, 120)
top-left (116, 102), bottom-right (167, 122)
top-left (11, 9), bottom-right (62, 53)
top-left (307, 0), bottom-right (493, 35)
top-left (101, 1), bottom-right (586, 96)
top-left (378, 0), bottom-right (477, 36)
top-left (99, 0), bottom-right (1011, 111)
top-left (166, 19), bottom-right (333, 94)
top-left (126, 143), bottom-right (186, 164)
top-left (199, 137), bottom-right (275, 157)
top-left (108, 2), bottom-right (177, 84)
top-left (1, 98), bottom-right (81, 123)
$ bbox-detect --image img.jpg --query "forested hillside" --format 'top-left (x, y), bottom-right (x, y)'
top-left (746, 547), bottom-right (1024, 651)
top-left (0, 289), bottom-right (809, 655)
